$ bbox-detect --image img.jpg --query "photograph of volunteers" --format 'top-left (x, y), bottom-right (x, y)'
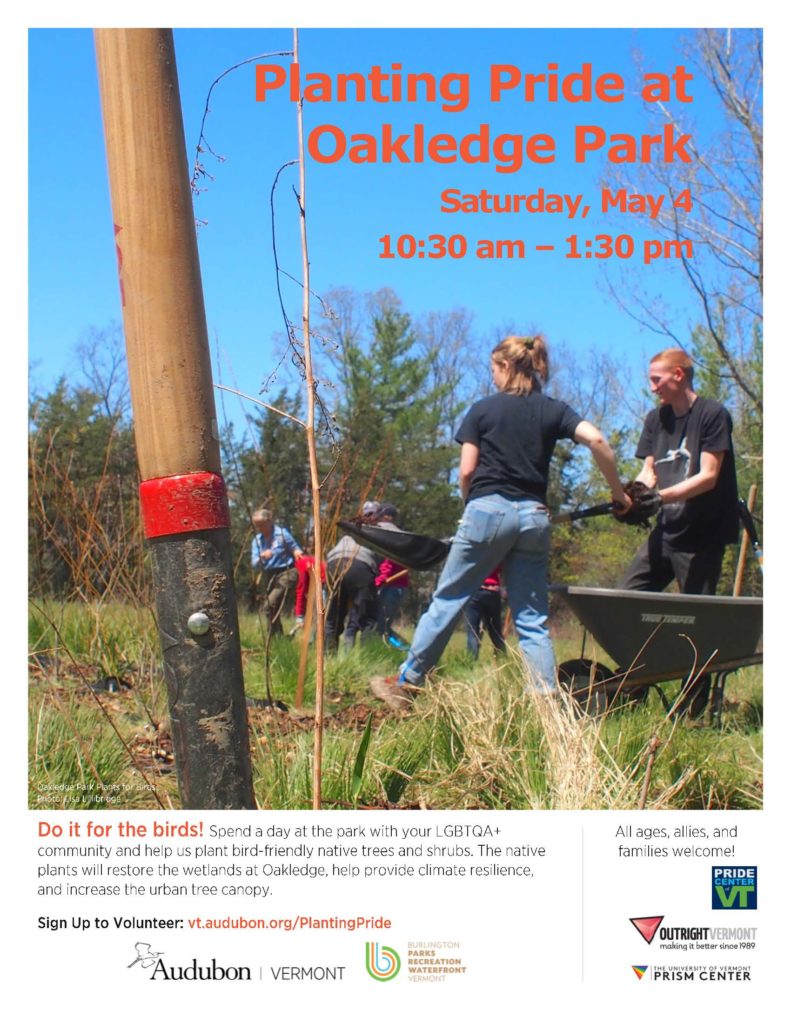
top-left (618, 347), bottom-right (740, 716)
top-left (250, 507), bottom-right (304, 634)
top-left (370, 334), bottom-right (632, 709)
top-left (324, 500), bottom-right (382, 651)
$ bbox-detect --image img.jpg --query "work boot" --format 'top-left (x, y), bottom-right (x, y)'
top-left (370, 675), bottom-right (419, 711)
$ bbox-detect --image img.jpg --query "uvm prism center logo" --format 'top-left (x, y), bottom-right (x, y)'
top-left (365, 942), bottom-right (401, 981)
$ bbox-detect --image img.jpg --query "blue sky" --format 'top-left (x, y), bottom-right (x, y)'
top-left (28, 26), bottom-right (740, 416)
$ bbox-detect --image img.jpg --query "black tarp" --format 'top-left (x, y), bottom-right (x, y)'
top-left (338, 520), bottom-right (450, 570)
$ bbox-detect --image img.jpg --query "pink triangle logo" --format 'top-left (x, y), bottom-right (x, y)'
top-left (630, 916), bottom-right (664, 944)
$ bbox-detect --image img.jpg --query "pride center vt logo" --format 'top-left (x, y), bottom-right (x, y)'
top-left (365, 942), bottom-right (401, 981)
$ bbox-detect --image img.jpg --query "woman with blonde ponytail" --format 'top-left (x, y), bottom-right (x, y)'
top-left (490, 334), bottom-right (550, 393)
top-left (371, 333), bottom-right (631, 708)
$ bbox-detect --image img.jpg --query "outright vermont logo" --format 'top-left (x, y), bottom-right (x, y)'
top-left (712, 867), bottom-right (757, 910)
top-left (629, 915), bottom-right (756, 950)
top-left (365, 942), bottom-right (401, 981)
top-left (630, 916), bottom-right (664, 944)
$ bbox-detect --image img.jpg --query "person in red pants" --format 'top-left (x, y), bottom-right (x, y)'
top-left (291, 551), bottom-right (326, 634)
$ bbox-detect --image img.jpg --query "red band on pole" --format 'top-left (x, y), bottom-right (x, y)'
top-left (140, 472), bottom-right (231, 538)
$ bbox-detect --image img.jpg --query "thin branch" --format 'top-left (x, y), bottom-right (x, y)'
top-left (190, 49), bottom-right (293, 196)
top-left (214, 383), bottom-right (307, 426)
top-left (292, 27), bottom-right (328, 811)
top-left (269, 158), bottom-right (300, 364)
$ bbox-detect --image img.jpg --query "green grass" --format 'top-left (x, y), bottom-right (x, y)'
top-left (28, 601), bottom-right (763, 811)
top-left (29, 696), bottom-right (176, 810)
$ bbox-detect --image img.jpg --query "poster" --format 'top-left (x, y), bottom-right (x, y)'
top-left (18, 5), bottom-right (784, 1020)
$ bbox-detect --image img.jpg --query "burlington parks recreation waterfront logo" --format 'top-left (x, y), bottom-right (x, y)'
top-left (365, 942), bottom-right (401, 981)
top-left (712, 866), bottom-right (757, 910)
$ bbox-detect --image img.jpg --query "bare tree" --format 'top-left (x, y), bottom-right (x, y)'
top-left (75, 323), bottom-right (131, 422)
top-left (606, 28), bottom-right (762, 421)
top-left (415, 306), bottom-right (477, 449)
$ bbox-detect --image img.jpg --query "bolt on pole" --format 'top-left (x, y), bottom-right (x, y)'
top-left (94, 29), bottom-right (256, 809)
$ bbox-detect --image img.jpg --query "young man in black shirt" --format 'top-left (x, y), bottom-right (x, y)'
top-left (620, 347), bottom-right (740, 714)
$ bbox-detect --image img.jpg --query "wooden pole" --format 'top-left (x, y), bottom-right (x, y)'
top-left (95, 29), bottom-right (255, 809)
top-left (733, 483), bottom-right (758, 597)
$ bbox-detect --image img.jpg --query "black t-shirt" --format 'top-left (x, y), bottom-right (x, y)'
top-left (636, 397), bottom-right (739, 549)
top-left (455, 391), bottom-right (583, 503)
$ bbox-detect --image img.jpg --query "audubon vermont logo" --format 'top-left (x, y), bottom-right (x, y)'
top-left (128, 942), bottom-right (164, 969)
top-left (128, 942), bottom-right (251, 981)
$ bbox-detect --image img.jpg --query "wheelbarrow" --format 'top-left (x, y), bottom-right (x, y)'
top-left (551, 585), bottom-right (763, 720)
top-left (339, 521), bottom-right (763, 719)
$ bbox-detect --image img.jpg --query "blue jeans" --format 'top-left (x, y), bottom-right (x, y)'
top-left (398, 494), bottom-right (555, 691)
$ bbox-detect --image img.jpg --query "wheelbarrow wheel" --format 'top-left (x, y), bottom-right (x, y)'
top-left (557, 659), bottom-right (614, 717)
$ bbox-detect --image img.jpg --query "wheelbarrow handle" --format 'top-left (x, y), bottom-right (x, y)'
top-left (552, 502), bottom-right (614, 525)
top-left (738, 500), bottom-right (764, 572)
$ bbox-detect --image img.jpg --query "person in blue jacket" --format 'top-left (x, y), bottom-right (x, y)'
top-left (251, 506), bottom-right (304, 634)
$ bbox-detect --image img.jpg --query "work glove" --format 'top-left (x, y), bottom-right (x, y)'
top-left (615, 480), bottom-right (662, 527)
